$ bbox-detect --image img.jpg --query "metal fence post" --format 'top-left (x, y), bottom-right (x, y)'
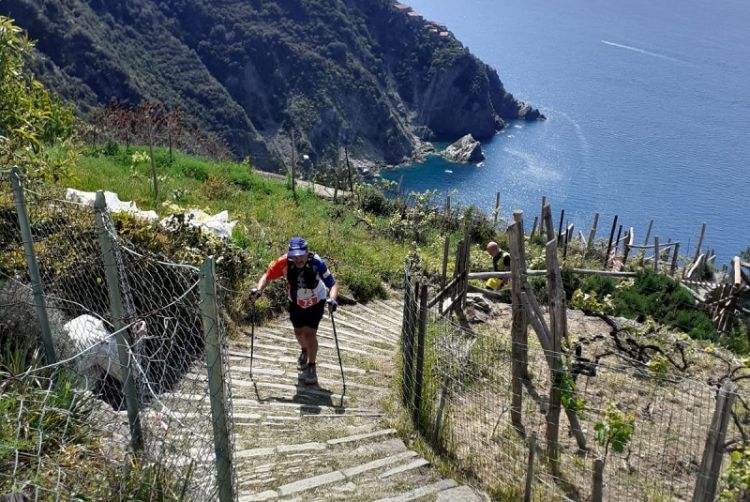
top-left (10, 167), bottom-right (57, 364)
top-left (401, 267), bottom-right (411, 405)
top-left (94, 191), bottom-right (143, 452)
top-left (402, 270), bottom-right (416, 407)
top-left (199, 256), bottom-right (234, 502)
top-left (413, 282), bottom-right (428, 430)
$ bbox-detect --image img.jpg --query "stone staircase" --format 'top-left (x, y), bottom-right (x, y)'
top-left (227, 297), bottom-right (482, 501)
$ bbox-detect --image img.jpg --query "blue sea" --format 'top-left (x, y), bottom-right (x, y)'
top-left (383, 0), bottom-right (750, 265)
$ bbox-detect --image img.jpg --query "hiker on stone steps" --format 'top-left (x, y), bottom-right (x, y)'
top-left (250, 237), bottom-right (339, 385)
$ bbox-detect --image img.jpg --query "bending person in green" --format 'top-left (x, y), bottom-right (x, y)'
top-left (250, 237), bottom-right (338, 385)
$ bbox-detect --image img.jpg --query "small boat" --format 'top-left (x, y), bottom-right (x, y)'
top-left (444, 169), bottom-right (453, 174)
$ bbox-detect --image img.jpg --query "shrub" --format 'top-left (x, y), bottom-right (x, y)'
top-left (561, 267), bottom-right (581, 301)
top-left (339, 267), bottom-right (387, 302)
top-left (581, 269), bottom-right (720, 345)
top-left (179, 161), bottom-right (208, 181)
top-left (580, 274), bottom-right (617, 297)
top-left (203, 174), bottom-right (235, 200)
top-left (358, 185), bottom-right (394, 216)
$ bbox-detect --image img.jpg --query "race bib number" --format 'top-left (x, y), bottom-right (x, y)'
top-left (296, 289), bottom-right (319, 309)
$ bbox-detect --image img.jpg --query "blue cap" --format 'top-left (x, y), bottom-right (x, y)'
top-left (288, 237), bottom-right (308, 257)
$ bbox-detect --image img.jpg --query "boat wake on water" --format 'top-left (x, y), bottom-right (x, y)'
top-left (601, 40), bottom-right (687, 64)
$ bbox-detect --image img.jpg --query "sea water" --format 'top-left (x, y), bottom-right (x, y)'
top-left (383, 0), bottom-right (750, 265)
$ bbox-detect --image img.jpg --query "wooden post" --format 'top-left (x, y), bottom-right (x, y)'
top-left (461, 217), bottom-right (471, 309)
top-left (94, 191), bottom-right (143, 453)
top-left (663, 238), bottom-right (673, 263)
top-left (543, 204), bottom-right (555, 241)
top-left (10, 167), bottom-right (57, 364)
top-left (450, 239), bottom-right (464, 315)
top-left (199, 257), bottom-right (235, 502)
top-left (441, 235), bottom-right (450, 288)
top-left (557, 209), bottom-right (565, 247)
top-left (591, 458), bottom-right (605, 502)
top-left (432, 374), bottom-right (451, 447)
top-left (692, 380), bottom-right (736, 502)
top-left (622, 227), bottom-right (634, 265)
top-left (530, 216), bottom-right (538, 241)
top-left (540, 196), bottom-right (546, 230)
top-left (494, 191), bottom-right (500, 227)
top-left (604, 215), bottom-right (618, 266)
top-left (587, 212), bottom-right (599, 253)
top-left (545, 239), bottom-right (565, 474)
top-left (508, 213), bottom-right (528, 435)
top-left (654, 236), bottom-right (660, 271)
top-left (671, 242), bottom-right (680, 276)
top-left (413, 282), bottom-right (428, 430)
top-left (614, 225), bottom-right (623, 256)
top-left (524, 432), bottom-right (537, 502)
top-left (640, 219), bottom-right (654, 266)
top-left (563, 224), bottom-right (574, 261)
top-left (289, 128), bottom-right (297, 195)
top-left (445, 195), bottom-right (451, 230)
top-left (734, 256), bottom-right (742, 286)
top-left (694, 223), bottom-right (706, 264)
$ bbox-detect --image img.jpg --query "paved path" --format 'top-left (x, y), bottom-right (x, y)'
top-left (253, 170), bottom-right (351, 201)
top-left (227, 297), bottom-right (482, 501)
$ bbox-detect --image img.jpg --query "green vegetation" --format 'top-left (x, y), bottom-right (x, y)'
top-left (573, 269), bottom-right (734, 348)
top-left (721, 445), bottom-right (750, 501)
top-left (66, 144), bottom-right (471, 323)
top-left (6, 0), bottom-right (528, 166)
top-left (0, 16), bottom-right (75, 180)
top-left (594, 402), bottom-right (635, 458)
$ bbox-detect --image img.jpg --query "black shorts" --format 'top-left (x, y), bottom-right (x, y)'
top-left (289, 300), bottom-right (326, 329)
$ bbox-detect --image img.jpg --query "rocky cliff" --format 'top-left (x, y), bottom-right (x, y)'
top-left (3, 0), bottom-right (542, 171)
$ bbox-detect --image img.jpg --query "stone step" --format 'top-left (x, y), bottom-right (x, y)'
top-left (368, 300), bottom-right (405, 321)
top-left (378, 458), bottom-right (430, 479)
top-left (373, 479), bottom-right (458, 502)
top-left (236, 438), bottom-right (412, 485)
top-left (230, 372), bottom-right (385, 396)
top-left (229, 350), bottom-right (372, 376)
top-left (263, 321), bottom-right (398, 353)
top-left (229, 298), bottom-right (480, 502)
top-left (238, 450), bottom-right (419, 500)
top-left (351, 300), bottom-right (404, 326)
top-left (252, 329), bottom-right (394, 356)
top-left (331, 308), bottom-right (403, 333)
top-left (239, 339), bottom-right (376, 358)
top-left (236, 429), bottom-right (396, 460)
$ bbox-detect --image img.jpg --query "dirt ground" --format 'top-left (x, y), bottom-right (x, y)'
top-left (434, 300), bottom-right (750, 501)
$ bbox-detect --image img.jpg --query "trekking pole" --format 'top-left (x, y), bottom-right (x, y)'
top-left (330, 312), bottom-right (347, 398)
top-left (249, 303), bottom-right (256, 379)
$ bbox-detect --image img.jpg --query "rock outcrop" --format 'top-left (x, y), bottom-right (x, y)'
top-left (442, 134), bottom-right (485, 163)
top-left (5, 0), bottom-right (543, 170)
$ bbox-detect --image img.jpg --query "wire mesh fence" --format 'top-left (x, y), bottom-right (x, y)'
top-left (400, 260), bottom-right (750, 501)
top-left (1, 170), bottom-right (235, 500)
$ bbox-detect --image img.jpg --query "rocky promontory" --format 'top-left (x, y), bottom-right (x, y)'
top-left (7, 0), bottom-right (544, 171)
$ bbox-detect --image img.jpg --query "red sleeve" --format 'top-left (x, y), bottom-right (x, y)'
top-left (265, 255), bottom-right (288, 281)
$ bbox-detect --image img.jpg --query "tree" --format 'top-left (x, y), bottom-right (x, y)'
top-left (0, 17), bottom-right (75, 180)
top-left (88, 101), bottom-right (231, 162)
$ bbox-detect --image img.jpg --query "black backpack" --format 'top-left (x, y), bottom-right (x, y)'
top-left (287, 253), bottom-right (318, 302)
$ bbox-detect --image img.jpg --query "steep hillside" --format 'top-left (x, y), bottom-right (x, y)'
top-left (3, 0), bottom-right (542, 170)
